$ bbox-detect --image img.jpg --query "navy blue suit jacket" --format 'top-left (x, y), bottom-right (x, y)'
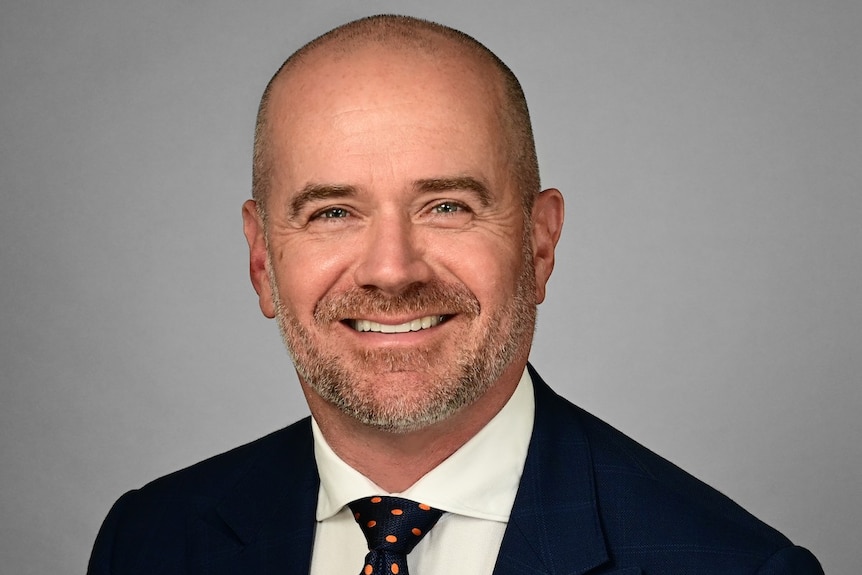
top-left (88, 366), bottom-right (822, 574)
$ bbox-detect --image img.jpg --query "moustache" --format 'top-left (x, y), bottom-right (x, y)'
top-left (313, 281), bottom-right (480, 324)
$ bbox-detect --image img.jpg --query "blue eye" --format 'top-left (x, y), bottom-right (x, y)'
top-left (433, 202), bottom-right (463, 214)
top-left (315, 207), bottom-right (349, 219)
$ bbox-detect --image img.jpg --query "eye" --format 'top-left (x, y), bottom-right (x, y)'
top-left (312, 207), bottom-right (350, 220)
top-left (431, 201), bottom-right (468, 215)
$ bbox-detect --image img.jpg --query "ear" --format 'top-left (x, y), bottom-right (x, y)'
top-left (530, 188), bottom-right (564, 304)
top-left (242, 199), bottom-right (276, 318)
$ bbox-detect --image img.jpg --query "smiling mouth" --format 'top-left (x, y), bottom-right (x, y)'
top-left (348, 315), bottom-right (449, 333)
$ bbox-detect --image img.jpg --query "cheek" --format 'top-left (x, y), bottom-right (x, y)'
top-left (431, 237), bottom-right (523, 301)
top-left (270, 240), bottom-right (354, 312)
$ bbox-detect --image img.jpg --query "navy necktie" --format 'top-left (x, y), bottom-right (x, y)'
top-left (348, 496), bottom-right (444, 575)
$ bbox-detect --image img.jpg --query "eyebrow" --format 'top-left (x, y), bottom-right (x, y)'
top-left (414, 177), bottom-right (492, 207)
top-left (288, 183), bottom-right (358, 218)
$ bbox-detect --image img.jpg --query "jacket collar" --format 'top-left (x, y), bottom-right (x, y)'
top-left (493, 365), bottom-right (610, 575)
top-left (193, 366), bottom-right (612, 575)
top-left (193, 420), bottom-right (320, 575)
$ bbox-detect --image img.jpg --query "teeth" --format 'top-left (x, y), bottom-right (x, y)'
top-left (352, 316), bottom-right (443, 333)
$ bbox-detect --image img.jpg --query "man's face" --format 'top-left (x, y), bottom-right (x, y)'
top-left (246, 46), bottom-right (548, 432)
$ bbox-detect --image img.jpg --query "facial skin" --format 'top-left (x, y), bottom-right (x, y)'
top-left (243, 40), bottom-right (564, 452)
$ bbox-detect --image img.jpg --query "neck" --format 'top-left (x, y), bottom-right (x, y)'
top-left (302, 361), bottom-right (525, 493)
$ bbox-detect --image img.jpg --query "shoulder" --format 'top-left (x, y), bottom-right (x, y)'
top-left (124, 416), bottom-right (314, 506)
top-left (577, 401), bottom-right (794, 561)
top-left (88, 418), bottom-right (316, 574)
top-left (528, 366), bottom-right (822, 574)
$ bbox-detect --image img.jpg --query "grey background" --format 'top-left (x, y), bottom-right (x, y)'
top-left (1, 1), bottom-right (859, 573)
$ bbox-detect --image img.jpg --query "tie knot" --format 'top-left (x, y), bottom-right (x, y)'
top-left (348, 496), bottom-right (443, 556)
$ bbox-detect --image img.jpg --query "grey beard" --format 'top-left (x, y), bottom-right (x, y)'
top-left (266, 245), bottom-right (537, 433)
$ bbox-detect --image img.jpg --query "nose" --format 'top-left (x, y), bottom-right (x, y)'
top-left (352, 212), bottom-right (433, 295)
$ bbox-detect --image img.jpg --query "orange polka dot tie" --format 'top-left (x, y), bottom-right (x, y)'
top-left (348, 496), bottom-right (444, 575)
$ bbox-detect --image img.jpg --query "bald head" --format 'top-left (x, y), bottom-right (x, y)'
top-left (252, 15), bottom-right (539, 217)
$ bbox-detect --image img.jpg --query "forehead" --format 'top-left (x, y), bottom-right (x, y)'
top-left (263, 43), bottom-right (511, 189)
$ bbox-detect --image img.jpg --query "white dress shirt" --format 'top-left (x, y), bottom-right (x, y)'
top-left (309, 368), bottom-right (535, 575)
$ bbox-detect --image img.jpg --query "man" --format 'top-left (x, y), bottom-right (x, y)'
top-left (88, 15), bottom-right (822, 575)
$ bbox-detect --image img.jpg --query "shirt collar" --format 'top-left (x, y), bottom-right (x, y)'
top-left (313, 368), bottom-right (535, 522)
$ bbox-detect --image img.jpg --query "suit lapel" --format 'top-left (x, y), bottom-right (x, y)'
top-left (493, 366), bottom-right (609, 575)
top-left (190, 419), bottom-right (320, 575)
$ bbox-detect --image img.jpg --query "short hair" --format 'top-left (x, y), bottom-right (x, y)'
top-left (252, 15), bottom-right (540, 219)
